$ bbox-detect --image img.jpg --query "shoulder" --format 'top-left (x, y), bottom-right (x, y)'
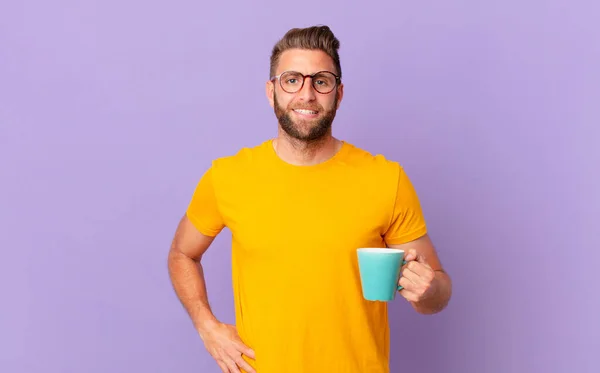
top-left (209, 140), bottom-right (271, 176)
top-left (342, 142), bottom-right (404, 177)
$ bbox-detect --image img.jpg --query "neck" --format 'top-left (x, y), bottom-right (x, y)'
top-left (273, 130), bottom-right (342, 166)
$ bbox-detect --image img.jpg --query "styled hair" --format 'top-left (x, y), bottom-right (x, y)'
top-left (269, 25), bottom-right (342, 80)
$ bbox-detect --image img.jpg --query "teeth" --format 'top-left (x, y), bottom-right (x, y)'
top-left (294, 109), bottom-right (317, 114)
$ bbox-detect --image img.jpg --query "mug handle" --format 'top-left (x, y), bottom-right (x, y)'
top-left (397, 259), bottom-right (408, 291)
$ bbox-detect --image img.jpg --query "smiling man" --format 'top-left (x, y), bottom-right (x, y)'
top-left (168, 25), bottom-right (452, 373)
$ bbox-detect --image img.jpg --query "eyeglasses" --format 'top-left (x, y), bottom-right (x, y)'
top-left (271, 70), bottom-right (340, 94)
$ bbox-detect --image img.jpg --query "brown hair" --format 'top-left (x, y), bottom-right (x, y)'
top-left (269, 25), bottom-right (342, 80)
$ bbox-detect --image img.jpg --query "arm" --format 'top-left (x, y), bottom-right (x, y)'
top-left (168, 214), bottom-right (219, 333)
top-left (388, 234), bottom-right (452, 314)
top-left (170, 166), bottom-right (225, 332)
top-left (169, 165), bottom-right (255, 373)
top-left (168, 214), bottom-right (256, 373)
top-left (382, 164), bottom-right (451, 314)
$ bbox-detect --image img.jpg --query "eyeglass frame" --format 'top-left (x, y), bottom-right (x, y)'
top-left (270, 70), bottom-right (341, 94)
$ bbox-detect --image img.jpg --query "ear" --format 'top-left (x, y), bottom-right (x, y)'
top-left (335, 82), bottom-right (344, 110)
top-left (266, 80), bottom-right (275, 108)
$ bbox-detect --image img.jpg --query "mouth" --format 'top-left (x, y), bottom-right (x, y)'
top-left (292, 108), bottom-right (319, 118)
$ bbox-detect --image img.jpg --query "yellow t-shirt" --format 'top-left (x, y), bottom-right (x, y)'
top-left (186, 139), bottom-right (427, 373)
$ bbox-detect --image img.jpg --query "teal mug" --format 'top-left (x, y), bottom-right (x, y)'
top-left (357, 248), bottom-right (407, 301)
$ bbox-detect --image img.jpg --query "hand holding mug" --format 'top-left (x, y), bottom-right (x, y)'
top-left (397, 249), bottom-right (437, 303)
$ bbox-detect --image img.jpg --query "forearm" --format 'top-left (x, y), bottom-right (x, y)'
top-left (168, 251), bottom-right (219, 333)
top-left (411, 270), bottom-right (452, 314)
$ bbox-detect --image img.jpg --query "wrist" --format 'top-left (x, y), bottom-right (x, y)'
top-left (193, 308), bottom-right (220, 337)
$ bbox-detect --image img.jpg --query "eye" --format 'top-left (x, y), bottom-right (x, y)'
top-left (313, 73), bottom-right (335, 87)
top-left (282, 72), bottom-right (303, 85)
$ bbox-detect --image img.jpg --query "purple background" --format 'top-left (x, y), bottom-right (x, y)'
top-left (1, 1), bottom-right (598, 372)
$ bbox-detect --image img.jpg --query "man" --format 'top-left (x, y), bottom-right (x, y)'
top-left (168, 25), bottom-right (452, 373)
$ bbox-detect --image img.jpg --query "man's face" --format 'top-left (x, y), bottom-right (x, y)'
top-left (267, 49), bottom-right (344, 142)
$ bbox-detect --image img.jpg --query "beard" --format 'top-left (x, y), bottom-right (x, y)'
top-left (273, 92), bottom-right (338, 143)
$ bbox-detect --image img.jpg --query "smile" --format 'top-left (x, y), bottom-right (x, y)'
top-left (293, 109), bottom-right (319, 115)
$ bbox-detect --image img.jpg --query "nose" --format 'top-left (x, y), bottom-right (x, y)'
top-left (297, 77), bottom-right (317, 101)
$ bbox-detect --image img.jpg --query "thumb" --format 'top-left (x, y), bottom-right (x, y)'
top-left (404, 249), bottom-right (418, 262)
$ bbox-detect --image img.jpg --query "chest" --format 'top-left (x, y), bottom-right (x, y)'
top-left (218, 172), bottom-right (393, 260)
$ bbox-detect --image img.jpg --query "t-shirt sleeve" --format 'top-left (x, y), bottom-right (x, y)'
top-left (383, 164), bottom-right (428, 245)
top-left (185, 165), bottom-right (226, 237)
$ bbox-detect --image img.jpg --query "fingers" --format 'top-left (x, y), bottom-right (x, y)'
top-left (398, 275), bottom-right (415, 291)
top-left (223, 356), bottom-right (241, 373)
top-left (204, 323), bottom-right (256, 373)
top-left (232, 341), bottom-right (256, 373)
top-left (404, 261), bottom-right (434, 282)
top-left (404, 249), bottom-right (431, 266)
top-left (217, 361), bottom-right (229, 373)
top-left (402, 266), bottom-right (427, 287)
top-left (398, 275), bottom-right (425, 302)
top-left (403, 250), bottom-right (432, 275)
top-left (216, 357), bottom-right (253, 373)
top-left (235, 341), bottom-right (255, 360)
top-left (216, 347), bottom-right (255, 373)
top-left (234, 355), bottom-right (256, 373)
top-left (398, 275), bottom-right (420, 301)
top-left (398, 252), bottom-right (436, 302)
top-left (398, 289), bottom-right (420, 302)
